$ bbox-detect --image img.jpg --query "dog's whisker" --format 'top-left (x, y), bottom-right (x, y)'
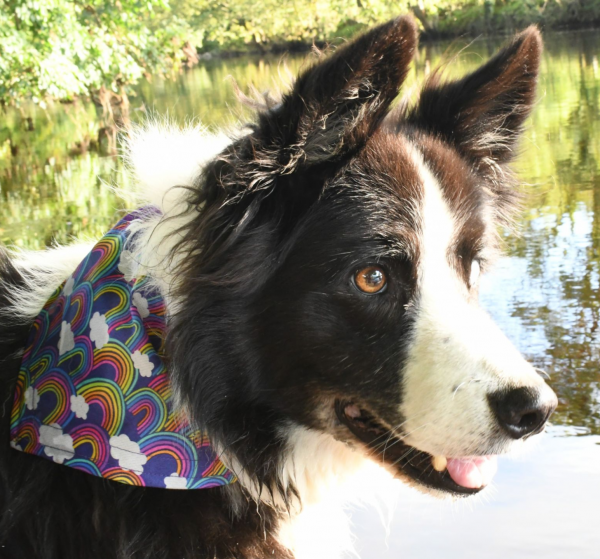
top-left (452, 377), bottom-right (482, 399)
top-left (535, 367), bottom-right (551, 379)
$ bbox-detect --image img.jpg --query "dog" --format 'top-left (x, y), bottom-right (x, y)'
top-left (0, 16), bottom-right (557, 559)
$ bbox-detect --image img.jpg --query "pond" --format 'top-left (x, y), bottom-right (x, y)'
top-left (1, 29), bottom-right (599, 559)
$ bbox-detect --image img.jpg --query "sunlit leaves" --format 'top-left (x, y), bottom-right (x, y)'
top-left (0, 0), bottom-right (190, 106)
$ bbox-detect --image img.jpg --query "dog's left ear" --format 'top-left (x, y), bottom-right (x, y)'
top-left (405, 27), bottom-right (541, 167)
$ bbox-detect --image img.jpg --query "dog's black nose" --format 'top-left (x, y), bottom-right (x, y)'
top-left (488, 386), bottom-right (558, 440)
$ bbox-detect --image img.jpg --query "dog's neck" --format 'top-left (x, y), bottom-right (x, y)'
top-left (223, 425), bottom-right (398, 559)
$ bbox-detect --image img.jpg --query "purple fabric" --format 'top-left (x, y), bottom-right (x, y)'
top-left (10, 210), bottom-right (236, 490)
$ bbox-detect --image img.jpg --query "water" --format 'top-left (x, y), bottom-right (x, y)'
top-left (1, 29), bottom-right (599, 558)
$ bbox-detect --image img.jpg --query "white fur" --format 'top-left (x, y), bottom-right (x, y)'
top-left (223, 425), bottom-right (400, 559)
top-left (122, 119), bottom-right (235, 212)
top-left (469, 259), bottom-right (481, 285)
top-left (122, 121), bottom-right (247, 312)
top-left (399, 145), bottom-right (553, 458)
top-left (2, 242), bottom-right (94, 323)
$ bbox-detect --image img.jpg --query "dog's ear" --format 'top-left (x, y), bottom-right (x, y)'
top-left (405, 27), bottom-right (541, 167)
top-left (254, 15), bottom-right (418, 174)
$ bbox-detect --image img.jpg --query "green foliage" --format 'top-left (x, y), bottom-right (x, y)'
top-left (0, 0), bottom-right (190, 106)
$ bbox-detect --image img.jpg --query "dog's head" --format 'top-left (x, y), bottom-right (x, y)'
top-left (168, 16), bottom-right (557, 498)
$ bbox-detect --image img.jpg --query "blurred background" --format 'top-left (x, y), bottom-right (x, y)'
top-left (1, 1), bottom-right (599, 557)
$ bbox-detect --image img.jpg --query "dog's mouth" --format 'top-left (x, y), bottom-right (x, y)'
top-left (335, 401), bottom-right (497, 496)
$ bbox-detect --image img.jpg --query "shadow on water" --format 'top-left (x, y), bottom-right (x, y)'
top-left (1, 29), bottom-right (599, 558)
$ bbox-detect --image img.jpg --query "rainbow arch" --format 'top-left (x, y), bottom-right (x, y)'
top-left (139, 432), bottom-right (200, 480)
top-left (37, 369), bottom-right (77, 425)
top-left (77, 378), bottom-right (125, 436)
top-left (104, 467), bottom-right (145, 486)
top-left (71, 423), bottom-right (111, 468)
top-left (91, 340), bottom-right (136, 394)
top-left (126, 388), bottom-right (167, 437)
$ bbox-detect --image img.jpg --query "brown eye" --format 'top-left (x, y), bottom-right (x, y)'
top-left (354, 266), bottom-right (387, 294)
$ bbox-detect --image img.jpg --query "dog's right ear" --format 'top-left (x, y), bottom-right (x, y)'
top-left (254, 15), bottom-right (418, 174)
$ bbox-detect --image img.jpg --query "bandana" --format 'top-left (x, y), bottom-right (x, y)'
top-left (10, 210), bottom-right (236, 490)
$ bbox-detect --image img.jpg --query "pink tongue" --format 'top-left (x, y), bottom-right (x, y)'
top-left (446, 456), bottom-right (498, 489)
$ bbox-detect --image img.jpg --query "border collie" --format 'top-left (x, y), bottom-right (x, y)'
top-left (0, 16), bottom-right (557, 559)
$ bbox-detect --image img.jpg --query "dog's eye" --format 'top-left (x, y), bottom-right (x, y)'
top-left (470, 260), bottom-right (481, 286)
top-left (354, 266), bottom-right (387, 294)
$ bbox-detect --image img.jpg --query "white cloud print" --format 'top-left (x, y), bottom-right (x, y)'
top-left (132, 350), bottom-right (154, 378)
top-left (132, 292), bottom-right (149, 318)
top-left (58, 321), bottom-right (75, 355)
top-left (70, 394), bottom-right (89, 419)
top-left (89, 312), bottom-right (109, 349)
top-left (62, 275), bottom-right (75, 297)
top-left (164, 473), bottom-right (188, 489)
top-left (40, 423), bottom-right (75, 464)
top-left (118, 249), bottom-right (138, 282)
top-left (24, 386), bottom-right (40, 410)
top-left (109, 434), bottom-right (147, 474)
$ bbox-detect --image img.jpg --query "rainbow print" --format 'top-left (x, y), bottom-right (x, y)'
top-left (10, 210), bottom-right (236, 490)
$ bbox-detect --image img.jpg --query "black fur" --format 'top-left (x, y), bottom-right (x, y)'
top-left (0, 17), bottom-right (542, 559)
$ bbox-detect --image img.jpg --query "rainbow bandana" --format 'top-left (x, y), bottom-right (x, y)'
top-left (10, 210), bottom-right (236, 490)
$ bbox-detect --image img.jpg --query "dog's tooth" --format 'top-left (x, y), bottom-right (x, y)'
top-left (431, 455), bottom-right (447, 472)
